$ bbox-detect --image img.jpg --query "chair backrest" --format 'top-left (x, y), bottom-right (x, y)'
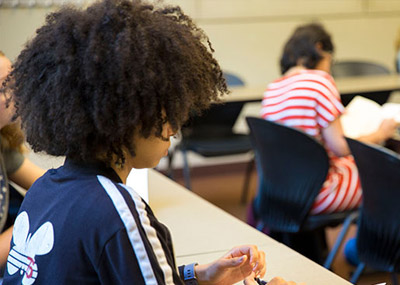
top-left (396, 51), bottom-right (400, 73)
top-left (346, 138), bottom-right (400, 273)
top-left (181, 72), bottom-right (245, 139)
top-left (182, 102), bottom-right (245, 138)
top-left (246, 117), bottom-right (330, 232)
top-left (332, 60), bottom-right (392, 106)
top-left (331, 60), bottom-right (391, 78)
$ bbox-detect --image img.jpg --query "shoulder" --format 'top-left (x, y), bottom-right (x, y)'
top-left (299, 69), bottom-right (340, 99)
top-left (1, 147), bottom-right (24, 174)
top-left (268, 69), bottom-right (334, 88)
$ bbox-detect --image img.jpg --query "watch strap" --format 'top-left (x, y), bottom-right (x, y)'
top-left (183, 263), bottom-right (198, 285)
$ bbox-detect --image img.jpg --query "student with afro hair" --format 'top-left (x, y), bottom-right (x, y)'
top-left (1, 0), bottom-right (298, 284)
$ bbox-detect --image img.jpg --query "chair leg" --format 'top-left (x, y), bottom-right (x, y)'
top-left (241, 157), bottom-right (255, 204)
top-left (392, 272), bottom-right (399, 285)
top-left (350, 262), bottom-right (365, 284)
top-left (182, 149), bottom-right (192, 190)
top-left (323, 211), bottom-right (359, 269)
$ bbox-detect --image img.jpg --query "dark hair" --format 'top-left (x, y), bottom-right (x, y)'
top-left (6, 0), bottom-right (227, 165)
top-left (280, 23), bottom-right (334, 74)
top-left (1, 123), bottom-right (25, 153)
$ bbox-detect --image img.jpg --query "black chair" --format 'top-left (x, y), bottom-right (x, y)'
top-left (168, 73), bottom-right (254, 203)
top-left (346, 138), bottom-right (400, 284)
top-left (331, 60), bottom-right (392, 106)
top-left (396, 53), bottom-right (400, 73)
top-left (223, 72), bottom-right (245, 86)
top-left (246, 117), bottom-right (358, 264)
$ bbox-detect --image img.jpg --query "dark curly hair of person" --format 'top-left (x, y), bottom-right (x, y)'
top-left (5, 0), bottom-right (228, 166)
top-left (280, 23), bottom-right (334, 74)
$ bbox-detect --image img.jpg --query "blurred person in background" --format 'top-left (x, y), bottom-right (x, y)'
top-left (0, 52), bottom-right (45, 268)
top-left (249, 23), bottom-right (398, 262)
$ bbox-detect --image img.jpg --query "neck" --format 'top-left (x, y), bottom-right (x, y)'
top-left (111, 164), bottom-right (132, 184)
top-left (285, 65), bottom-right (306, 76)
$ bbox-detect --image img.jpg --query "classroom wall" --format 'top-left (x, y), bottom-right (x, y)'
top-left (1, 0), bottom-right (400, 169)
top-left (1, 0), bottom-right (400, 86)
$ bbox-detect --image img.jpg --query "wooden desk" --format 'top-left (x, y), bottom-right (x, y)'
top-left (224, 74), bottom-right (400, 102)
top-left (222, 86), bottom-right (264, 102)
top-left (148, 170), bottom-right (273, 257)
top-left (336, 74), bottom-right (400, 95)
top-left (176, 245), bottom-right (349, 285)
top-left (148, 170), bottom-right (352, 285)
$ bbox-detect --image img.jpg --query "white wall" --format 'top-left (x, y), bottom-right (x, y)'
top-left (2, 0), bottom-right (400, 86)
top-left (1, 0), bottom-right (400, 85)
top-left (191, 0), bottom-right (400, 86)
top-left (1, 0), bottom-right (400, 169)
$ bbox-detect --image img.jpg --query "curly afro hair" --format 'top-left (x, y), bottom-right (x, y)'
top-left (6, 0), bottom-right (227, 166)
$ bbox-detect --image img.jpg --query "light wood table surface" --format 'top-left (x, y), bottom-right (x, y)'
top-left (148, 170), bottom-right (352, 285)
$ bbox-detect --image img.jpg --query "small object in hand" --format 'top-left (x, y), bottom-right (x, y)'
top-left (254, 277), bottom-right (268, 285)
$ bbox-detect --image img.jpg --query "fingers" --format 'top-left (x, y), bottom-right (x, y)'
top-left (380, 118), bottom-right (399, 133)
top-left (224, 245), bottom-right (266, 278)
top-left (243, 273), bottom-right (257, 285)
top-left (256, 250), bottom-right (266, 278)
top-left (226, 245), bottom-right (261, 264)
top-left (216, 254), bottom-right (248, 273)
top-left (228, 255), bottom-right (248, 267)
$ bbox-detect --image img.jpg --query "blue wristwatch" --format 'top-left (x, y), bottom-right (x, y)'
top-left (183, 263), bottom-right (198, 285)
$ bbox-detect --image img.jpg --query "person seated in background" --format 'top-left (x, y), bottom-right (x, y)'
top-left (1, 0), bottom-right (301, 284)
top-left (261, 22), bottom-right (397, 216)
top-left (250, 23), bottom-right (398, 263)
top-left (0, 52), bottom-right (45, 268)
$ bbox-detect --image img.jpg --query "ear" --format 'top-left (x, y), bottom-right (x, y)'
top-left (315, 42), bottom-right (323, 52)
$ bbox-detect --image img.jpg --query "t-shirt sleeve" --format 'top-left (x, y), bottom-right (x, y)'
top-left (2, 148), bottom-right (24, 175)
top-left (96, 226), bottom-right (183, 284)
top-left (314, 73), bottom-right (345, 129)
top-left (96, 229), bottom-right (149, 284)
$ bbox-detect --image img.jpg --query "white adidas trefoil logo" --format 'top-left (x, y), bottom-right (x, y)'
top-left (6, 211), bottom-right (54, 285)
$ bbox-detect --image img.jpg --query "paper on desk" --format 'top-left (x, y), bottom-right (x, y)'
top-left (232, 102), bottom-right (262, 134)
top-left (341, 96), bottom-right (400, 139)
top-left (126, 168), bottom-right (149, 202)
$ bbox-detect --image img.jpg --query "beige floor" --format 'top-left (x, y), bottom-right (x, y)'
top-left (170, 163), bottom-right (399, 285)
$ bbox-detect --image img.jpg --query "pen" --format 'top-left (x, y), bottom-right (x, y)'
top-left (254, 277), bottom-right (268, 285)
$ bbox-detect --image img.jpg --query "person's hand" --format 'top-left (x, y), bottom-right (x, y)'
top-left (243, 275), bottom-right (305, 285)
top-left (376, 118), bottom-right (399, 142)
top-left (194, 245), bottom-right (266, 285)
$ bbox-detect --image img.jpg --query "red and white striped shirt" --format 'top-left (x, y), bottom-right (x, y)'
top-left (261, 69), bottom-right (362, 214)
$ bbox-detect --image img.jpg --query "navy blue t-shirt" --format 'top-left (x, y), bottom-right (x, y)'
top-left (3, 159), bottom-right (184, 284)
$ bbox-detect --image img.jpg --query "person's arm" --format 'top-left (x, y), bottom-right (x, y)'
top-left (0, 226), bottom-right (13, 266)
top-left (8, 158), bottom-right (45, 190)
top-left (357, 118), bottom-right (399, 145)
top-left (321, 118), bottom-right (351, 157)
top-left (0, 159), bottom-right (44, 268)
